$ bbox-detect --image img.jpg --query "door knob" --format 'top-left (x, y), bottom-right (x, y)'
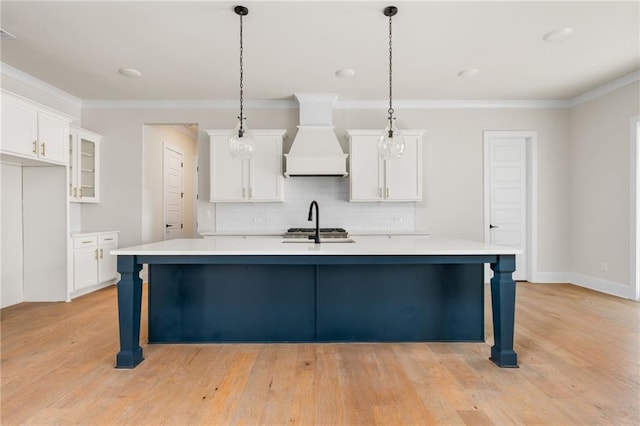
top-left (489, 224), bottom-right (499, 229)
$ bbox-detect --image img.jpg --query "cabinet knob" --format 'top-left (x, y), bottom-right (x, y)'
top-left (100, 248), bottom-right (104, 259)
top-left (386, 187), bottom-right (390, 198)
top-left (41, 142), bottom-right (46, 157)
top-left (94, 249), bottom-right (98, 260)
top-left (33, 141), bottom-right (38, 154)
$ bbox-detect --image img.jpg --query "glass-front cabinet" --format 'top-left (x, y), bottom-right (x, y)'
top-left (69, 125), bottom-right (101, 203)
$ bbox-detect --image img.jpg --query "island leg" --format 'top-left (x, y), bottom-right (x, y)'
top-left (115, 255), bottom-right (144, 368)
top-left (489, 255), bottom-right (518, 367)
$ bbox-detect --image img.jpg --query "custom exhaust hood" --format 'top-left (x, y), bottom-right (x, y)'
top-left (284, 93), bottom-right (348, 177)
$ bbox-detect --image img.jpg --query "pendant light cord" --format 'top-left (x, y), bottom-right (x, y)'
top-left (387, 12), bottom-right (394, 128)
top-left (238, 12), bottom-right (245, 135)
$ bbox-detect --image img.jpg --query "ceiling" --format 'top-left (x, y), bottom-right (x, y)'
top-left (1, 1), bottom-right (638, 102)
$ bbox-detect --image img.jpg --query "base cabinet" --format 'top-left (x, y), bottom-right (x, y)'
top-left (72, 232), bottom-right (118, 295)
top-left (347, 130), bottom-right (425, 202)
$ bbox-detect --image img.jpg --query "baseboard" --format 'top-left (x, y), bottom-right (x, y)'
top-left (566, 272), bottom-right (633, 299)
top-left (70, 280), bottom-right (116, 299)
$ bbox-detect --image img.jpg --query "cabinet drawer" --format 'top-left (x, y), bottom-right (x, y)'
top-left (98, 234), bottom-right (118, 245)
top-left (73, 236), bottom-right (97, 248)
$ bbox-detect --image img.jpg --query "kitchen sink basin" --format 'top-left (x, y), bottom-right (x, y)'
top-left (282, 238), bottom-right (355, 244)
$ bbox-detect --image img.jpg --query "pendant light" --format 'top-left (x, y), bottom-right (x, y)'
top-left (378, 6), bottom-right (405, 160)
top-left (228, 5), bottom-right (255, 159)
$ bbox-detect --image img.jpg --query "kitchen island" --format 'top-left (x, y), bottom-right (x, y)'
top-left (112, 236), bottom-right (520, 369)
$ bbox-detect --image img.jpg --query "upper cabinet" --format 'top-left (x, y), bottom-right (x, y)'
top-left (69, 125), bottom-right (102, 203)
top-left (207, 129), bottom-right (286, 202)
top-left (1, 92), bottom-right (71, 165)
top-left (347, 130), bottom-right (425, 202)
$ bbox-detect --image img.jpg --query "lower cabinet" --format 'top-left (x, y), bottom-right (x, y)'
top-left (72, 232), bottom-right (119, 294)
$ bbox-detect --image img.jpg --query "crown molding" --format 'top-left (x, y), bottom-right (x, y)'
top-left (335, 99), bottom-right (570, 109)
top-left (82, 99), bottom-right (298, 109)
top-left (0, 62), bottom-right (82, 108)
top-left (3, 62), bottom-right (637, 111)
top-left (569, 69), bottom-right (640, 107)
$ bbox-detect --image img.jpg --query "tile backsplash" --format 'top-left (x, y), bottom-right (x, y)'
top-left (215, 176), bottom-right (415, 232)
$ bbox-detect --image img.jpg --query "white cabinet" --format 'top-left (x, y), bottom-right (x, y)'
top-left (1, 92), bottom-right (70, 165)
top-left (71, 232), bottom-right (118, 295)
top-left (69, 125), bottom-right (101, 202)
top-left (347, 130), bottom-right (425, 202)
top-left (207, 129), bottom-right (286, 202)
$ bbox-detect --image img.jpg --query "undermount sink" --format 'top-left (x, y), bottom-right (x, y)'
top-left (282, 238), bottom-right (355, 244)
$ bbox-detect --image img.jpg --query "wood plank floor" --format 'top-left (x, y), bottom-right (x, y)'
top-left (1, 282), bottom-right (638, 425)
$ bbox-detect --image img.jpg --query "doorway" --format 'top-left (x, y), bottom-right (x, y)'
top-left (142, 124), bottom-right (198, 244)
top-left (483, 131), bottom-right (538, 282)
top-left (631, 116), bottom-right (640, 300)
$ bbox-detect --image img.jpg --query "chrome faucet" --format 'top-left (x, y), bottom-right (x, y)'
top-left (307, 200), bottom-right (320, 244)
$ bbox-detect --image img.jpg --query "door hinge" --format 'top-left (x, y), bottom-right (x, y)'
top-left (181, 192), bottom-right (184, 198)
top-left (181, 223), bottom-right (184, 229)
top-left (181, 162), bottom-right (184, 167)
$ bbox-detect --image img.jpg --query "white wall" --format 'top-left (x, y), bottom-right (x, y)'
top-left (569, 82), bottom-right (640, 297)
top-left (142, 125), bottom-right (197, 243)
top-left (81, 104), bottom-right (572, 277)
top-left (81, 107), bottom-right (298, 247)
top-left (335, 107), bottom-right (571, 275)
top-left (1, 164), bottom-right (24, 308)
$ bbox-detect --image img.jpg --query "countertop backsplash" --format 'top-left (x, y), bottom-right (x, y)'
top-left (215, 176), bottom-right (415, 233)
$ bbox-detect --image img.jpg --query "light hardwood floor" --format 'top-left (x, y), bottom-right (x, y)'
top-left (1, 282), bottom-right (638, 425)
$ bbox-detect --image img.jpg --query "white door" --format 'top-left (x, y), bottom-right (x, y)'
top-left (485, 134), bottom-right (528, 281)
top-left (163, 145), bottom-right (184, 240)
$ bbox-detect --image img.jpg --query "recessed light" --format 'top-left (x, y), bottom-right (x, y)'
top-left (542, 27), bottom-right (574, 42)
top-left (119, 68), bottom-right (142, 78)
top-left (335, 68), bottom-right (355, 78)
top-left (458, 68), bottom-right (480, 78)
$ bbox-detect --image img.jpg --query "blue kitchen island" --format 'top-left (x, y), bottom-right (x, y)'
top-left (112, 236), bottom-right (520, 369)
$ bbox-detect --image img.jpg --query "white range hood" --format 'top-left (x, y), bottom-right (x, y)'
top-left (284, 93), bottom-right (348, 177)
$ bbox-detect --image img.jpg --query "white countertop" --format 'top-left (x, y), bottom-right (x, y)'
top-left (71, 230), bottom-right (119, 237)
top-left (113, 236), bottom-right (520, 256)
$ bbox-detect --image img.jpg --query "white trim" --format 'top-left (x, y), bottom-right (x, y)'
top-left (336, 99), bottom-right (570, 109)
top-left (567, 272), bottom-right (632, 299)
top-left (483, 131), bottom-right (538, 283)
top-left (0, 62), bottom-right (82, 108)
top-left (83, 98), bottom-right (569, 110)
top-left (82, 99), bottom-right (298, 109)
top-left (569, 70), bottom-right (640, 107)
top-left (631, 116), bottom-right (640, 300)
top-left (3, 63), bottom-right (637, 112)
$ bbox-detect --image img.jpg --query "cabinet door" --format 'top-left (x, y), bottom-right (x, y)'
top-left (98, 235), bottom-right (118, 283)
top-left (1, 96), bottom-right (38, 158)
top-left (73, 246), bottom-right (98, 291)
top-left (78, 133), bottom-right (99, 201)
top-left (210, 135), bottom-right (245, 202)
top-left (349, 136), bottom-right (384, 201)
top-left (249, 134), bottom-right (284, 201)
top-left (68, 132), bottom-right (78, 200)
top-left (37, 111), bottom-right (68, 164)
top-left (385, 134), bottom-right (422, 201)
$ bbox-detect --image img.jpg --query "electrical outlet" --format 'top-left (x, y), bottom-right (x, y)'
top-left (601, 262), bottom-right (608, 272)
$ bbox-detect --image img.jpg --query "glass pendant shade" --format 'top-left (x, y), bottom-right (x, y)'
top-left (228, 117), bottom-right (255, 159)
top-left (378, 120), bottom-right (405, 160)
